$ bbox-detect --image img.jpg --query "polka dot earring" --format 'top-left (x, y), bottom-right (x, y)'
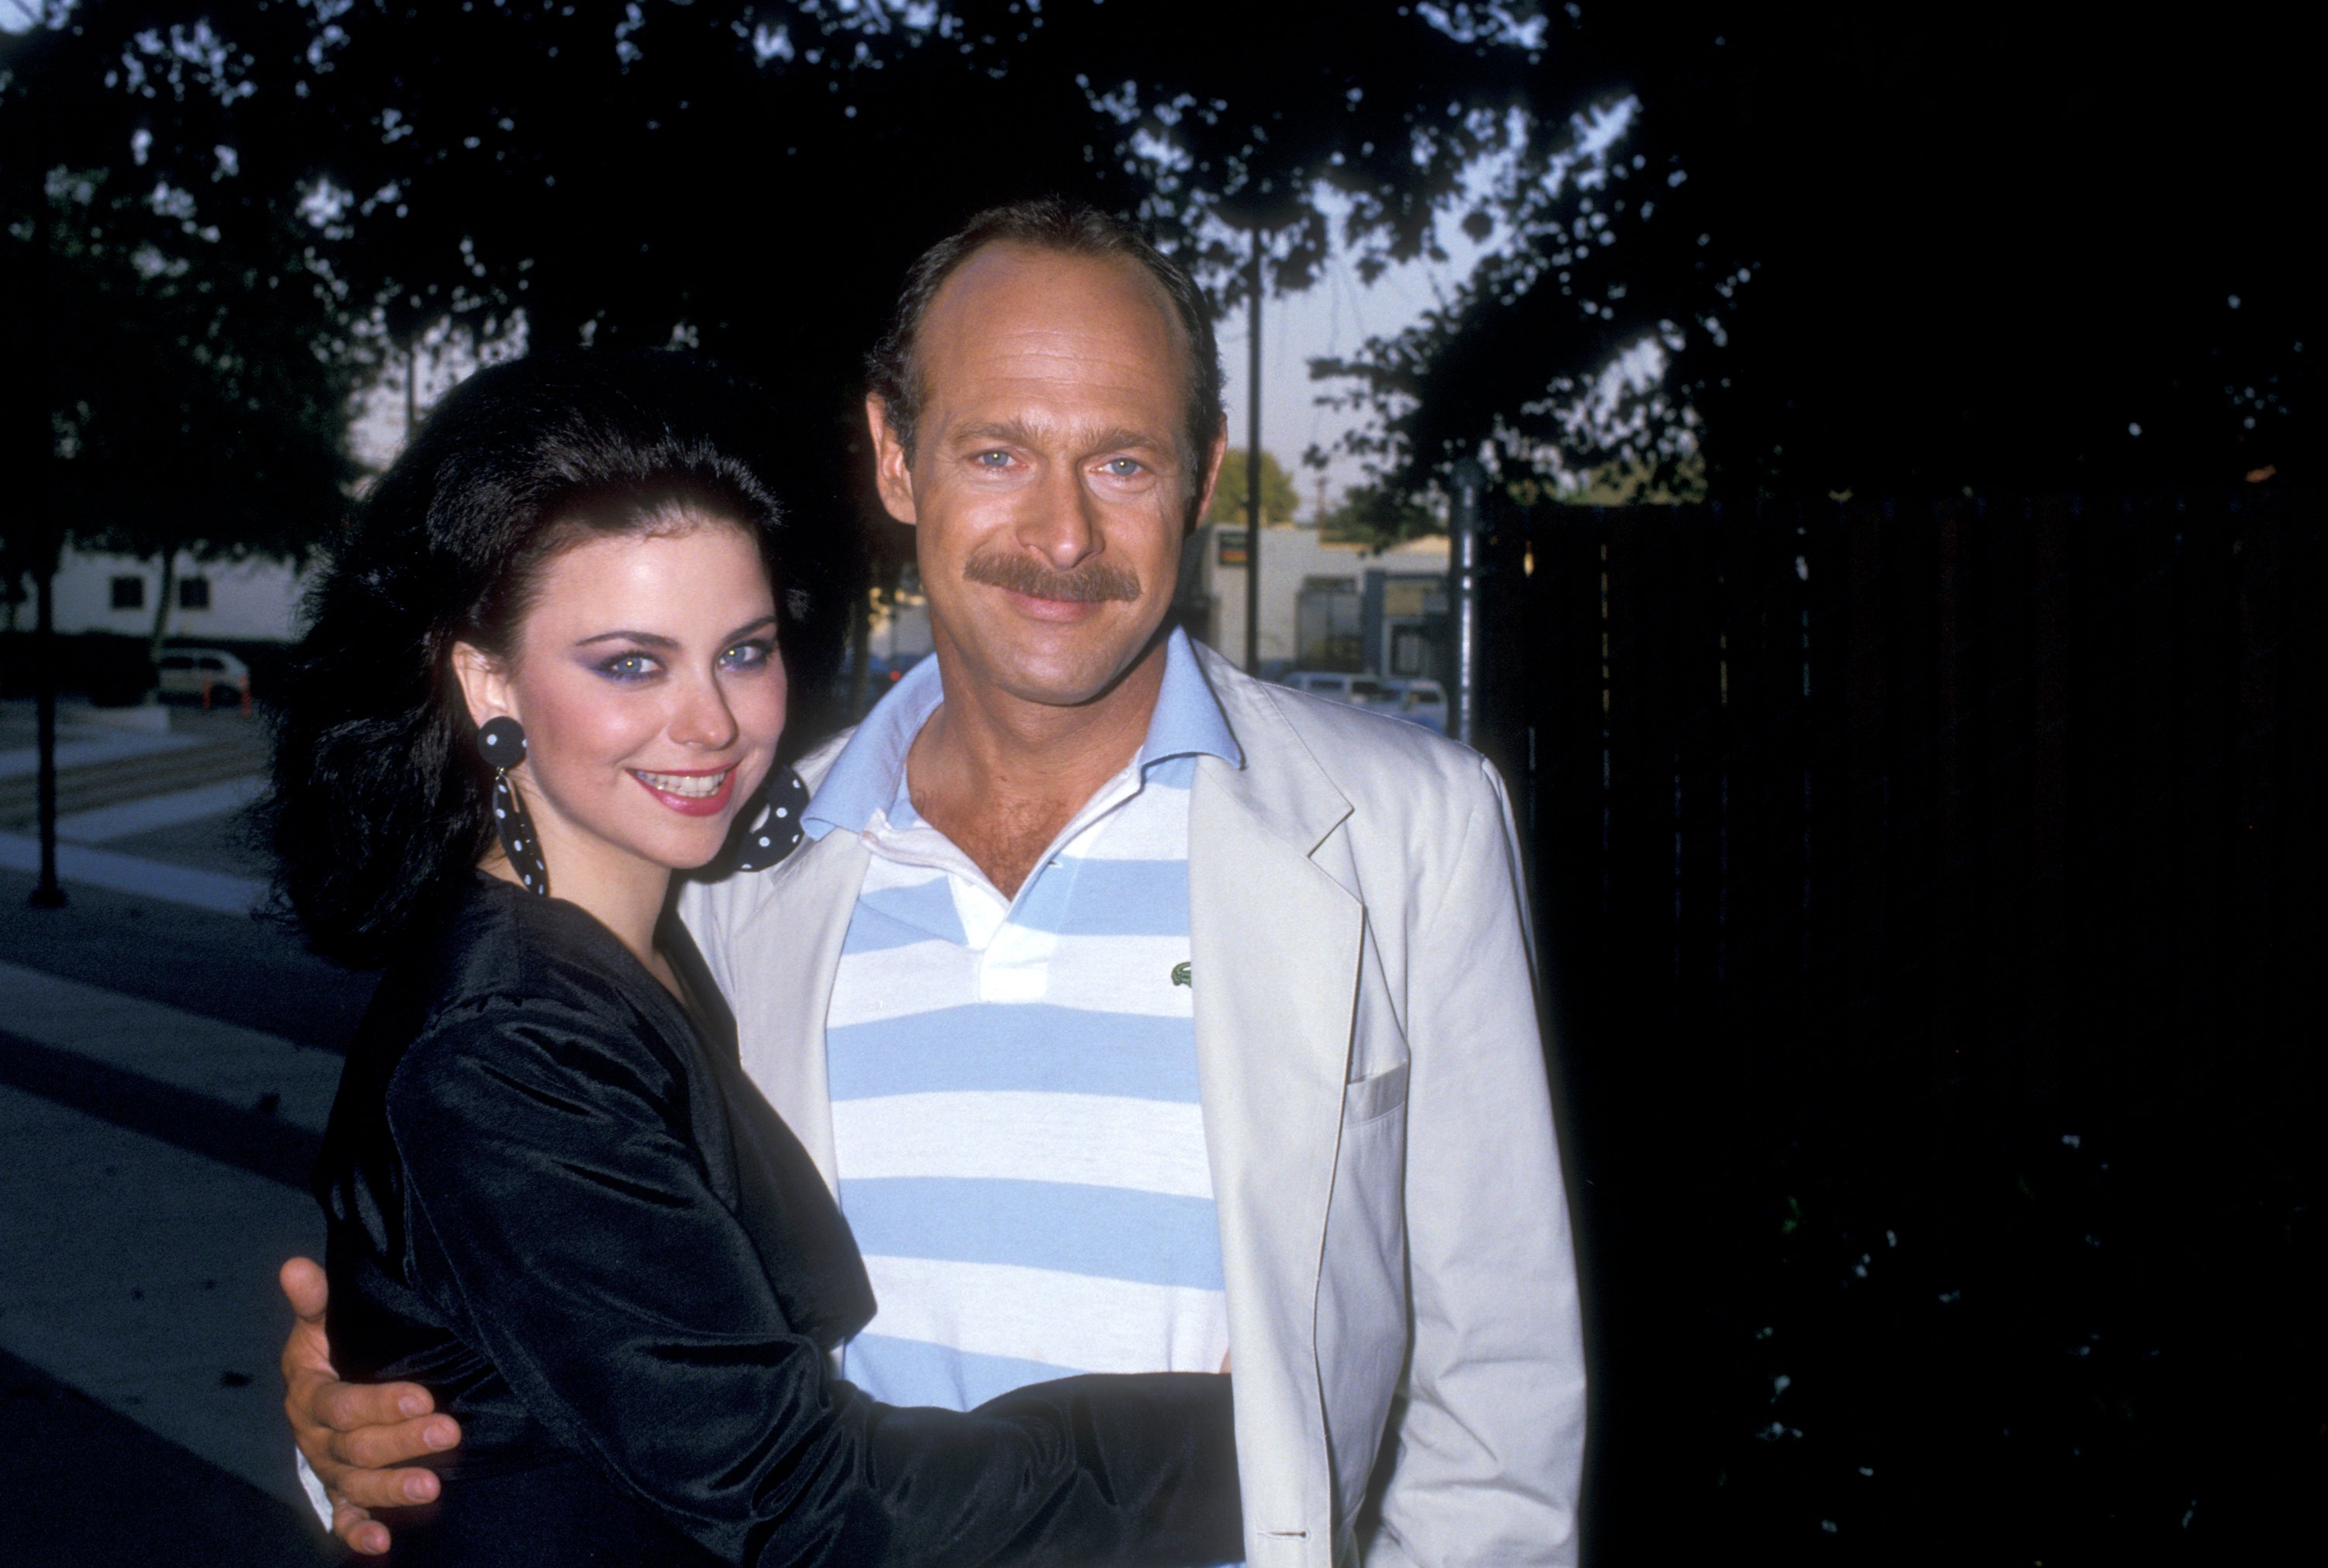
top-left (731, 765), bottom-right (809, 872)
top-left (477, 716), bottom-right (549, 895)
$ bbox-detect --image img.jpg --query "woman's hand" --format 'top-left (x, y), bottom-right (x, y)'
top-left (278, 1258), bottom-right (462, 1556)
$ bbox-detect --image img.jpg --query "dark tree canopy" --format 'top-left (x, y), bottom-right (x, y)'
top-left (7, 1), bottom-right (2309, 586)
top-left (2, 0), bottom-right (1581, 652)
top-left (1206, 448), bottom-right (1301, 528)
top-left (1323, 3), bottom-right (2321, 499)
top-left (1318, 482), bottom-right (1436, 552)
top-left (1, 9), bottom-right (359, 584)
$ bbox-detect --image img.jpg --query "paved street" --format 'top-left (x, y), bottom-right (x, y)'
top-left (1, 697), bottom-right (368, 1565)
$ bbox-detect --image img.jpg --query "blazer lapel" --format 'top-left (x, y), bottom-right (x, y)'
top-left (1187, 647), bottom-right (1362, 1541)
top-left (727, 827), bottom-right (869, 1196)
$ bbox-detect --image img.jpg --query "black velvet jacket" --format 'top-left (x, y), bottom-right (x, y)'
top-left (316, 875), bottom-right (1242, 1566)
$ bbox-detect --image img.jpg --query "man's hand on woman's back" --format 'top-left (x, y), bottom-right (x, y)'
top-left (279, 1257), bottom-right (464, 1556)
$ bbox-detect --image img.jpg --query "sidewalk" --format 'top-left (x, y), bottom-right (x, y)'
top-left (0, 693), bottom-right (230, 774)
top-left (0, 696), bottom-right (272, 909)
top-left (0, 710), bottom-right (351, 1563)
top-left (1, 698), bottom-right (268, 836)
top-left (0, 1346), bottom-right (343, 1567)
top-left (0, 958), bottom-right (342, 1505)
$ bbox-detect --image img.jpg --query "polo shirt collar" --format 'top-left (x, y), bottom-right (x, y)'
top-left (801, 627), bottom-right (1240, 842)
top-left (1141, 626), bottom-right (1243, 774)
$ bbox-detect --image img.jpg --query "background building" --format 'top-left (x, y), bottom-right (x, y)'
top-left (26, 547), bottom-right (315, 645)
top-left (1176, 521), bottom-right (1449, 678)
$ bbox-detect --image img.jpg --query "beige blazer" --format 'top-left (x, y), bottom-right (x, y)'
top-left (681, 644), bottom-right (1585, 1566)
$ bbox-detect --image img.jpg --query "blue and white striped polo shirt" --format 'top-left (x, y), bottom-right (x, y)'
top-left (802, 628), bottom-right (1242, 1411)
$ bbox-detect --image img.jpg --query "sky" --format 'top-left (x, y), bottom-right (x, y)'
top-left (1214, 220), bottom-right (1493, 516)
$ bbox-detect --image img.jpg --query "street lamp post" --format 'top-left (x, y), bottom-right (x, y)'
top-left (13, 229), bottom-right (66, 909)
top-left (1447, 456), bottom-right (1485, 749)
top-left (28, 542), bottom-right (64, 909)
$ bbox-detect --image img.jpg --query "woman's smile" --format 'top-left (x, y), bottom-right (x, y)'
top-left (630, 763), bottom-right (737, 814)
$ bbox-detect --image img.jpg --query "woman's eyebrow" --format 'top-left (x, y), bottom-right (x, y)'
top-left (572, 614), bottom-right (776, 650)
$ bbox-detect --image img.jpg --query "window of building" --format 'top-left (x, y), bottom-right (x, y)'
top-left (178, 576), bottom-right (211, 610)
top-left (110, 576), bottom-right (145, 611)
top-left (1295, 576), bottom-right (1362, 670)
top-left (1391, 625), bottom-right (1444, 679)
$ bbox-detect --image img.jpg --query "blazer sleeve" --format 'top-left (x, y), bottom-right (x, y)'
top-left (1365, 759), bottom-right (1587, 1566)
top-left (385, 1002), bottom-right (1242, 1568)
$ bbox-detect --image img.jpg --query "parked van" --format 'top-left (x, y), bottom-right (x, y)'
top-left (1387, 677), bottom-right (1449, 734)
top-left (1280, 670), bottom-right (1449, 734)
top-left (1280, 670), bottom-right (1397, 707)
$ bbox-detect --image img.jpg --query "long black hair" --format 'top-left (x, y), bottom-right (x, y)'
top-left (265, 349), bottom-right (798, 967)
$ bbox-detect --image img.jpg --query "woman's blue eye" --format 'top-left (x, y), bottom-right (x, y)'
top-left (597, 652), bottom-right (657, 681)
top-left (720, 641), bottom-right (771, 670)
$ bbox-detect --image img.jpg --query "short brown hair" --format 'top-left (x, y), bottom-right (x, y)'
top-left (865, 197), bottom-right (1225, 473)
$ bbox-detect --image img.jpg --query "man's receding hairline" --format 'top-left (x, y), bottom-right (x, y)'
top-left (904, 239), bottom-right (1209, 453)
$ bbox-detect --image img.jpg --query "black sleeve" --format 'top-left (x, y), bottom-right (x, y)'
top-left (386, 1003), bottom-right (1242, 1568)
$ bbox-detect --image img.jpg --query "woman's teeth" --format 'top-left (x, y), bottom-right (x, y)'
top-left (635, 768), bottom-right (728, 799)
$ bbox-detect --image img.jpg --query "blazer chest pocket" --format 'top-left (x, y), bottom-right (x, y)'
top-left (1342, 1060), bottom-right (1409, 1127)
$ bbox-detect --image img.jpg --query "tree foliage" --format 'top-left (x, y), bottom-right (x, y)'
top-left (7, 0), bottom-right (2307, 618)
top-left (1, 11), bottom-right (360, 610)
top-left (3, 0), bottom-right (1592, 685)
top-left (1318, 483), bottom-right (1436, 552)
top-left (1318, 3), bottom-right (2321, 498)
top-left (1205, 448), bottom-right (1301, 528)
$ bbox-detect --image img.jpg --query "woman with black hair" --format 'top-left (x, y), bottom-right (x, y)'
top-left (268, 350), bottom-right (1240, 1566)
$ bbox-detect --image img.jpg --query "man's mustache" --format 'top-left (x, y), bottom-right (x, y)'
top-left (963, 552), bottom-right (1142, 604)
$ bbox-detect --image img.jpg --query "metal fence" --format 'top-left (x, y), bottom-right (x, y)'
top-left (1470, 491), bottom-right (2326, 1554)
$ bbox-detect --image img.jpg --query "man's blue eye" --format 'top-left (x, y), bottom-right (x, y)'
top-left (974, 450), bottom-right (1011, 466)
top-left (1103, 458), bottom-right (1143, 476)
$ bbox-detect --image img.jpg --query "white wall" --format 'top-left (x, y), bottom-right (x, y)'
top-left (1181, 523), bottom-right (1448, 670)
top-left (45, 547), bottom-right (316, 644)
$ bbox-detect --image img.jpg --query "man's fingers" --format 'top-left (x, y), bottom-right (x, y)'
top-left (326, 1412), bottom-right (460, 1473)
top-left (317, 1378), bottom-right (436, 1434)
top-left (279, 1256), bottom-right (329, 1324)
top-left (280, 1257), bottom-right (338, 1402)
top-left (289, 1374), bottom-right (448, 1483)
top-left (281, 1251), bottom-right (446, 1556)
top-left (327, 1459), bottom-right (445, 1513)
top-left (331, 1497), bottom-right (393, 1557)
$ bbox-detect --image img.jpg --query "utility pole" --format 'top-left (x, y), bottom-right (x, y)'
top-left (16, 230), bottom-right (65, 908)
top-left (29, 537), bottom-right (64, 909)
top-left (1447, 456), bottom-right (1485, 749)
top-left (1242, 226), bottom-right (1263, 677)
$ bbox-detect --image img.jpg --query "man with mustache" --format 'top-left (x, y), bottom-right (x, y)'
top-left (965, 549), bottom-right (1144, 604)
top-left (286, 198), bottom-right (1585, 1566)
